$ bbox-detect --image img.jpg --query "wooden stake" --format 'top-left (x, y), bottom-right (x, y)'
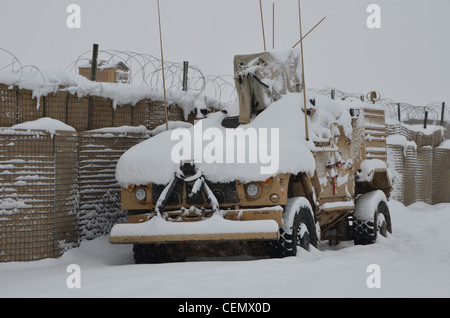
top-left (157, 0), bottom-right (169, 131)
top-left (292, 17), bottom-right (326, 48)
top-left (298, 0), bottom-right (309, 141)
top-left (259, 0), bottom-right (267, 51)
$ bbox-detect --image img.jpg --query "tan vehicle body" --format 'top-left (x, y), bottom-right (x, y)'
top-left (110, 107), bottom-right (391, 246)
top-left (109, 50), bottom-right (392, 261)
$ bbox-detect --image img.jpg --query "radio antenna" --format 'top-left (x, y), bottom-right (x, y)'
top-left (292, 16), bottom-right (326, 48)
top-left (272, 2), bottom-right (275, 50)
top-left (259, 0), bottom-right (267, 51)
top-left (157, 0), bottom-right (169, 131)
top-left (298, 0), bottom-right (309, 141)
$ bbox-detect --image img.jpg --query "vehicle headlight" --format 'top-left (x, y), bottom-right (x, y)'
top-left (246, 183), bottom-right (260, 198)
top-left (270, 194), bottom-right (279, 203)
top-left (135, 188), bottom-right (146, 201)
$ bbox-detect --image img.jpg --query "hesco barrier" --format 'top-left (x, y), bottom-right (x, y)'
top-left (0, 84), bottom-right (195, 131)
top-left (0, 129), bottom-right (78, 262)
top-left (386, 123), bottom-right (444, 148)
top-left (0, 83), bottom-right (198, 262)
top-left (0, 128), bottom-right (149, 262)
top-left (386, 123), bottom-right (449, 206)
top-left (77, 131), bottom-right (148, 240)
top-left (432, 148), bottom-right (450, 204)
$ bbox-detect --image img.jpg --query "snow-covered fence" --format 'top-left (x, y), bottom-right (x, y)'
top-left (386, 122), bottom-right (449, 206)
top-left (0, 126), bottom-right (149, 262)
top-left (77, 129), bottom-right (149, 240)
top-left (0, 84), bottom-right (198, 132)
top-left (432, 148), bottom-right (450, 204)
top-left (0, 129), bottom-right (78, 262)
top-left (386, 121), bottom-right (444, 148)
top-left (386, 145), bottom-right (404, 203)
top-left (387, 145), bottom-right (419, 206)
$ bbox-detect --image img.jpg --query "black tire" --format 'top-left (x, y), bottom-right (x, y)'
top-left (271, 206), bottom-right (318, 257)
top-left (353, 199), bottom-right (392, 245)
top-left (133, 244), bottom-right (172, 264)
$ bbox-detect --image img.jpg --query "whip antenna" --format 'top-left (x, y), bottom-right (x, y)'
top-left (272, 2), bottom-right (275, 50)
top-left (259, 0), bottom-right (267, 51)
top-left (292, 16), bottom-right (326, 48)
top-left (157, 0), bottom-right (169, 131)
top-left (298, 0), bottom-right (309, 141)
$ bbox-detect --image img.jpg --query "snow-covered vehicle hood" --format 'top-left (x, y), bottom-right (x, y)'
top-left (115, 92), bottom-right (362, 187)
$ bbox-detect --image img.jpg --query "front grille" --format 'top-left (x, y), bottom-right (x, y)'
top-left (152, 182), bottom-right (183, 205)
top-left (152, 180), bottom-right (240, 206)
top-left (206, 181), bottom-right (239, 204)
top-left (186, 182), bottom-right (205, 205)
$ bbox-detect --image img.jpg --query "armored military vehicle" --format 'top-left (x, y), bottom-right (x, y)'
top-left (109, 49), bottom-right (392, 263)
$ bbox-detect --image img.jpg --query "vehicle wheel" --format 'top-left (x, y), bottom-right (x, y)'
top-left (133, 244), bottom-right (171, 264)
top-left (270, 197), bottom-right (318, 257)
top-left (353, 190), bottom-right (392, 245)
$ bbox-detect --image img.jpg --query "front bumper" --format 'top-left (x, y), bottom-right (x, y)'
top-left (109, 206), bottom-right (282, 244)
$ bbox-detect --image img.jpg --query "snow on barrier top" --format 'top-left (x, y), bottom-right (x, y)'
top-left (438, 139), bottom-right (450, 149)
top-left (10, 117), bottom-right (76, 137)
top-left (0, 68), bottom-right (228, 120)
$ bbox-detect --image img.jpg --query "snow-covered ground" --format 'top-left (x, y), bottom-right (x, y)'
top-left (0, 200), bottom-right (449, 298)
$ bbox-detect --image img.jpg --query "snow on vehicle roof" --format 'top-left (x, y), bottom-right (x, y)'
top-left (115, 91), bottom-right (363, 187)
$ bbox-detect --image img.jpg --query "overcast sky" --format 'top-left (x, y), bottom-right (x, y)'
top-left (1, 0), bottom-right (449, 105)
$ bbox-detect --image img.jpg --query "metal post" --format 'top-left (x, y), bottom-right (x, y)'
top-left (182, 61), bottom-right (189, 91)
top-left (87, 96), bottom-right (92, 130)
top-left (441, 102), bottom-right (446, 126)
top-left (331, 89), bottom-right (335, 100)
top-left (16, 88), bottom-right (20, 124)
top-left (65, 92), bottom-right (70, 124)
top-left (397, 103), bottom-right (401, 122)
top-left (42, 96), bottom-right (47, 118)
top-left (424, 110), bottom-right (428, 129)
top-left (90, 43), bottom-right (99, 82)
top-left (130, 104), bottom-right (134, 126)
top-left (111, 100), bottom-right (115, 127)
